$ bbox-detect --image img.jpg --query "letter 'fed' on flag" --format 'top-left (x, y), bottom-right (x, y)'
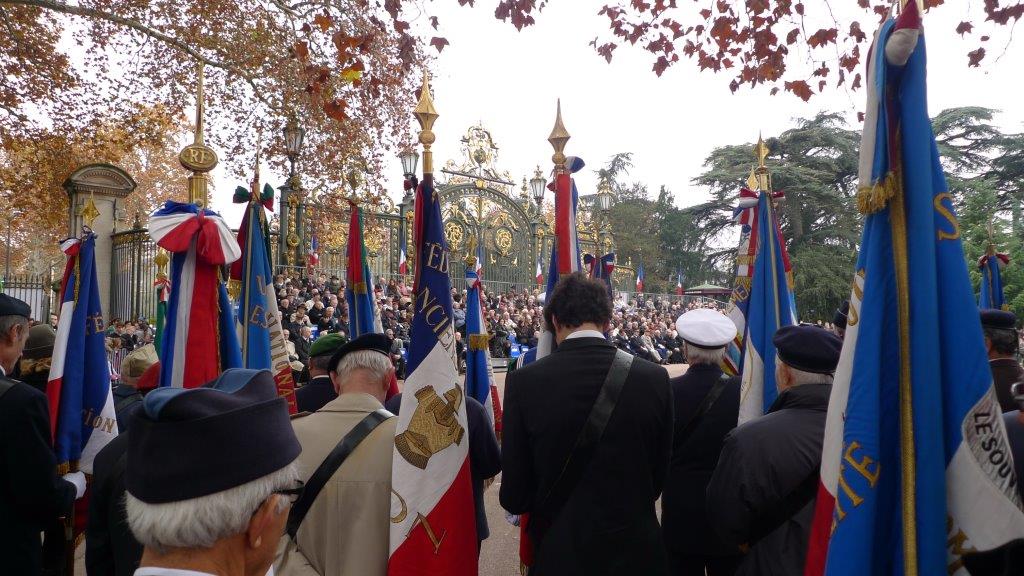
top-left (47, 233), bottom-right (116, 474)
top-left (805, 4), bottom-right (1024, 576)
top-left (388, 171), bottom-right (478, 575)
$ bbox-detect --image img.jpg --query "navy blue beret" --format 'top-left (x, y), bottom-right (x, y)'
top-left (773, 325), bottom-right (843, 374)
top-left (126, 369), bottom-right (301, 503)
top-left (980, 309), bottom-right (1016, 330)
top-left (0, 293), bottom-right (31, 318)
top-left (328, 332), bottom-right (391, 372)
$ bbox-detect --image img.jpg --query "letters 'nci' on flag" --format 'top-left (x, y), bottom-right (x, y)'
top-left (388, 171), bottom-right (477, 574)
top-left (47, 233), bottom-right (117, 474)
top-left (805, 4), bottom-right (1024, 575)
top-left (535, 156), bottom-right (585, 360)
top-left (149, 202), bottom-right (242, 388)
top-left (737, 185), bottom-right (797, 424)
top-left (346, 200), bottom-right (383, 338)
top-left (230, 183), bottom-right (297, 413)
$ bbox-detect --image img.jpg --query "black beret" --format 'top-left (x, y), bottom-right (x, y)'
top-left (773, 324), bottom-right (843, 374)
top-left (833, 300), bottom-right (850, 330)
top-left (980, 309), bottom-right (1017, 330)
top-left (126, 369), bottom-right (300, 503)
top-left (0, 293), bottom-right (31, 318)
top-left (328, 332), bottom-right (391, 372)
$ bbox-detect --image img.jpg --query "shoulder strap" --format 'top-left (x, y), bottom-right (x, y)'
top-left (0, 377), bottom-right (14, 400)
top-left (673, 372), bottom-right (731, 454)
top-left (528, 349), bottom-right (634, 545)
top-left (747, 468), bottom-right (820, 547)
top-left (286, 408), bottom-right (393, 539)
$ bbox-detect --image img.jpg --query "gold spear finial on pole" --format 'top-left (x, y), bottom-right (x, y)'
top-left (413, 71), bottom-right (439, 175)
top-left (548, 99), bottom-right (570, 172)
top-left (465, 236), bottom-right (478, 269)
top-left (753, 134), bottom-right (772, 192)
top-left (178, 62), bottom-right (219, 208)
top-left (250, 133), bottom-right (262, 198)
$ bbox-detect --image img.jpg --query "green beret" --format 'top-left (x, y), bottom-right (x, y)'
top-left (309, 332), bottom-right (347, 358)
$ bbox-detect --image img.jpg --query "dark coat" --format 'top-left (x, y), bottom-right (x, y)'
top-left (706, 383), bottom-right (831, 576)
top-left (112, 384), bottom-right (142, 433)
top-left (991, 358), bottom-right (1024, 413)
top-left (86, 433), bottom-right (142, 576)
top-left (294, 375), bottom-right (337, 414)
top-left (662, 364), bottom-right (741, 561)
top-left (294, 337), bottom-right (312, 366)
top-left (0, 376), bottom-right (76, 576)
top-left (500, 337), bottom-right (673, 576)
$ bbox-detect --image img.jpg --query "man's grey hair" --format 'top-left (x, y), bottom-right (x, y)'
top-left (125, 463), bottom-right (298, 553)
top-left (684, 343), bottom-right (726, 366)
top-left (0, 314), bottom-right (28, 344)
top-left (333, 349), bottom-right (393, 386)
top-left (777, 355), bottom-right (834, 386)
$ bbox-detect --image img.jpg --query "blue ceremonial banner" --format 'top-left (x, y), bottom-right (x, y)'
top-left (807, 4), bottom-right (1024, 574)
top-left (736, 188), bottom-right (797, 422)
top-left (979, 253), bottom-right (1007, 310)
top-left (465, 250), bottom-right (496, 425)
top-left (346, 202), bottom-right (383, 338)
top-left (584, 252), bottom-right (615, 300)
top-left (47, 233), bottom-right (116, 473)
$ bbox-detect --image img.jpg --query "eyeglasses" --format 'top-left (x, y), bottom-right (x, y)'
top-left (273, 480), bottom-right (305, 505)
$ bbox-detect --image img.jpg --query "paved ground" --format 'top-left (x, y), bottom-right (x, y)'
top-left (74, 362), bottom-right (689, 575)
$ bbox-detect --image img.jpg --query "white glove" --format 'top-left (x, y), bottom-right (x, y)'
top-left (62, 471), bottom-right (86, 499)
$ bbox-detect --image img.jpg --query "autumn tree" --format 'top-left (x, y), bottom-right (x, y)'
top-left (452, 0), bottom-right (1022, 101)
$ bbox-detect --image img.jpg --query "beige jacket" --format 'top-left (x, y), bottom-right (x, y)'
top-left (275, 393), bottom-right (397, 576)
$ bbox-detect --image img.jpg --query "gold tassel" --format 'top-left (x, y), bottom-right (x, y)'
top-left (856, 172), bottom-right (900, 215)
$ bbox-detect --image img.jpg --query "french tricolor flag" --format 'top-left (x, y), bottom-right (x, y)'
top-left (635, 263), bottom-right (645, 293)
top-left (148, 202), bottom-right (242, 389)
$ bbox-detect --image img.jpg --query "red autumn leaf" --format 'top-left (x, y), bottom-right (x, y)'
top-left (430, 16), bottom-right (440, 29)
top-left (967, 47), bottom-right (986, 67)
top-left (852, 72), bottom-right (862, 90)
top-left (858, 111), bottom-right (866, 123)
top-left (857, 0), bottom-right (869, 7)
top-left (653, 55), bottom-right (671, 76)
top-left (923, 0), bottom-right (944, 8)
top-left (981, 35), bottom-right (990, 42)
top-left (786, 28), bottom-right (799, 45)
top-left (770, 87), bottom-right (780, 96)
top-left (596, 41), bottom-right (617, 63)
top-left (784, 79), bottom-right (813, 101)
top-left (956, 21), bottom-right (973, 36)
top-left (313, 13), bottom-right (333, 32)
top-left (699, 8), bottom-right (712, 19)
top-left (795, 3), bottom-right (804, 16)
top-left (292, 41), bottom-right (309, 62)
top-left (807, 28), bottom-right (838, 48)
top-left (324, 98), bottom-right (347, 122)
top-left (429, 36), bottom-right (450, 53)
top-left (300, 23), bottom-right (312, 33)
top-left (394, 20), bottom-right (410, 33)
top-left (849, 21), bottom-right (866, 42)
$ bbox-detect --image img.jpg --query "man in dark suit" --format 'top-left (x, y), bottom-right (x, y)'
top-left (294, 325), bottom-right (313, 366)
top-left (294, 333), bottom-right (346, 413)
top-left (500, 273), bottom-right (673, 575)
top-left (0, 294), bottom-right (84, 575)
top-left (981, 309), bottom-right (1024, 413)
top-left (662, 309), bottom-right (741, 576)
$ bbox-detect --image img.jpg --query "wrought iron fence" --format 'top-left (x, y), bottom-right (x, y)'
top-left (0, 273), bottom-right (54, 321)
top-left (110, 228), bottom-right (160, 322)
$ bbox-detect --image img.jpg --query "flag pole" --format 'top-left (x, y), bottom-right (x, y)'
top-left (549, 100), bottom-right (570, 279)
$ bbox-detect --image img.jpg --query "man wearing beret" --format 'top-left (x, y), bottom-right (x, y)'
top-left (980, 309), bottom-right (1024, 413)
top-left (662, 309), bottom-right (741, 576)
top-left (277, 333), bottom-right (398, 576)
top-left (113, 343), bottom-right (158, 432)
top-left (124, 369), bottom-right (302, 576)
top-left (294, 332), bottom-right (347, 414)
top-left (0, 293), bottom-right (86, 575)
top-left (706, 324), bottom-right (842, 576)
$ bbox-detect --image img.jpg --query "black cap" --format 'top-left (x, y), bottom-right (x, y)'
top-left (980, 309), bottom-right (1017, 330)
top-left (0, 293), bottom-right (31, 318)
top-left (773, 325), bottom-right (843, 374)
top-left (833, 300), bottom-right (850, 330)
top-left (126, 369), bottom-right (300, 504)
top-left (328, 332), bottom-right (391, 372)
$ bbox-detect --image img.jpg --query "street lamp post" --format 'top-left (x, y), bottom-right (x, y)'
top-left (529, 166), bottom-right (547, 268)
top-left (5, 210), bottom-right (23, 281)
top-left (595, 181), bottom-right (615, 251)
top-left (280, 116), bottom-right (306, 268)
top-left (398, 150), bottom-right (419, 274)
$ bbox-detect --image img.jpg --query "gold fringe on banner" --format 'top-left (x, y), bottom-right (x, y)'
top-left (857, 172), bottom-right (900, 214)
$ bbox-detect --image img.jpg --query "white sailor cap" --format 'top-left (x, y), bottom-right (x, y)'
top-left (675, 308), bottom-right (736, 349)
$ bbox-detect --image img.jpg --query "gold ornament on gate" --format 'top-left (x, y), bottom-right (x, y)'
top-left (395, 386), bottom-right (465, 469)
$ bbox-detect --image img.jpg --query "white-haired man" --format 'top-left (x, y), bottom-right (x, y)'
top-left (125, 369), bottom-right (302, 576)
top-left (706, 324), bottom-right (842, 576)
top-left (276, 333), bottom-right (397, 576)
top-left (662, 309), bottom-right (742, 576)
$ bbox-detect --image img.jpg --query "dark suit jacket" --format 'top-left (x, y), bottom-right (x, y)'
top-left (295, 375), bottom-right (337, 414)
top-left (0, 376), bottom-right (76, 575)
top-left (86, 433), bottom-right (142, 576)
top-left (662, 364), bottom-right (740, 560)
top-left (991, 358), bottom-right (1024, 413)
top-left (294, 337), bottom-right (312, 366)
top-left (500, 337), bottom-right (673, 576)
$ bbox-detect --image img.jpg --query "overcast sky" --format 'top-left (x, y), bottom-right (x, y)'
top-left (211, 2), bottom-right (1024, 221)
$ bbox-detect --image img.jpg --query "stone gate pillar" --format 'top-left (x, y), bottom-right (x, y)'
top-left (63, 164), bottom-right (137, 319)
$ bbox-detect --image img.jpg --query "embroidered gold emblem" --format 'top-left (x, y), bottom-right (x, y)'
top-left (395, 386), bottom-right (465, 469)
